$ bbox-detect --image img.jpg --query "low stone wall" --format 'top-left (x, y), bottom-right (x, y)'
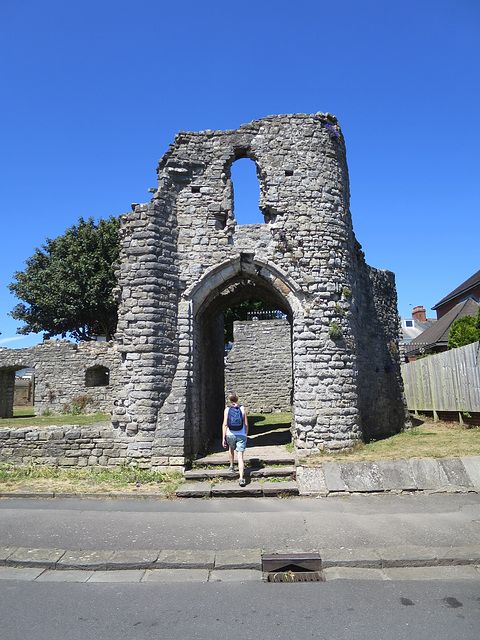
top-left (0, 423), bottom-right (141, 468)
top-left (225, 319), bottom-right (292, 413)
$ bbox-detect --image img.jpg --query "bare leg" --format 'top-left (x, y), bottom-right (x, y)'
top-left (237, 450), bottom-right (245, 480)
top-left (228, 446), bottom-right (234, 468)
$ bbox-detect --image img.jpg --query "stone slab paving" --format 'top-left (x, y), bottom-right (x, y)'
top-left (106, 549), bottom-right (159, 569)
top-left (320, 548), bottom-right (382, 569)
top-left (87, 570), bottom-right (146, 583)
top-left (214, 548), bottom-right (262, 570)
top-left (375, 459), bottom-right (417, 491)
top-left (142, 569), bottom-right (209, 583)
top-left (297, 456), bottom-right (480, 495)
top-left (439, 458), bottom-right (473, 488)
top-left (409, 458), bottom-right (450, 490)
top-left (341, 462), bottom-right (383, 492)
top-left (461, 456), bottom-right (480, 487)
top-left (0, 566), bottom-right (45, 581)
top-left (319, 463), bottom-right (345, 493)
top-left (209, 569), bottom-right (263, 582)
top-left (295, 467), bottom-right (327, 495)
top-left (382, 566), bottom-right (480, 581)
top-left (0, 547), bottom-right (18, 565)
top-left (436, 546), bottom-right (480, 565)
top-left (0, 547), bottom-right (479, 582)
top-left (6, 547), bottom-right (65, 568)
top-left (36, 569), bottom-right (93, 582)
top-left (376, 546), bottom-right (438, 567)
top-left (324, 567), bottom-right (387, 581)
top-left (155, 549), bottom-right (216, 569)
top-left (57, 549), bottom-right (113, 570)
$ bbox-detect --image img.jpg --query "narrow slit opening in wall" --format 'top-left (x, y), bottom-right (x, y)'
top-left (230, 157), bottom-right (262, 225)
top-left (191, 186), bottom-right (201, 193)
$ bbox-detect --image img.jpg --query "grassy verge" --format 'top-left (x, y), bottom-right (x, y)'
top-left (0, 406), bottom-right (110, 428)
top-left (1, 407), bottom-right (182, 496)
top-left (0, 462), bottom-right (183, 497)
top-left (299, 416), bottom-right (480, 465)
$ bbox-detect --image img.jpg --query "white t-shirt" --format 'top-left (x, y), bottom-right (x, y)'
top-left (225, 405), bottom-right (246, 437)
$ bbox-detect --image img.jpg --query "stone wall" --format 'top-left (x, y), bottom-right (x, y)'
top-left (0, 341), bottom-right (122, 418)
top-left (0, 423), bottom-right (130, 468)
top-left (225, 319), bottom-right (292, 413)
top-left (1, 113), bottom-right (409, 468)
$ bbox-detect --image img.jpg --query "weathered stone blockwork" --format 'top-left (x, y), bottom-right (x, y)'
top-left (112, 113), bottom-right (409, 460)
top-left (0, 340), bottom-right (123, 417)
top-left (225, 319), bottom-right (292, 414)
top-left (1, 113), bottom-right (409, 467)
top-left (0, 423), bottom-right (129, 468)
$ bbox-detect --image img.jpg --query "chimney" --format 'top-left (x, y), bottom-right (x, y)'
top-left (412, 306), bottom-right (426, 322)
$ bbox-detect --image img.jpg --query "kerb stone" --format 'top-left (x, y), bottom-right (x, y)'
top-left (376, 459), bottom-right (417, 491)
top-left (155, 549), bottom-right (215, 570)
top-left (7, 547), bottom-right (66, 568)
top-left (214, 549), bottom-right (262, 570)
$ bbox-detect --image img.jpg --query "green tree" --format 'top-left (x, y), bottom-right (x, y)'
top-left (9, 216), bottom-right (121, 342)
top-left (447, 315), bottom-right (479, 349)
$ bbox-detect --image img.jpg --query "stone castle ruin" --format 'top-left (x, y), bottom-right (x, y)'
top-left (0, 113), bottom-right (409, 469)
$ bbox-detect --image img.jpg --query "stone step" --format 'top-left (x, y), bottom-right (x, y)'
top-left (176, 480), bottom-right (299, 499)
top-left (184, 466), bottom-right (296, 480)
top-left (194, 454), bottom-right (296, 467)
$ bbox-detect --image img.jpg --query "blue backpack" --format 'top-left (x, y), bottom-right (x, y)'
top-left (227, 405), bottom-right (243, 431)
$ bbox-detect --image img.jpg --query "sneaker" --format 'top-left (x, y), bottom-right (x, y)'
top-left (228, 466), bottom-right (234, 472)
top-left (239, 478), bottom-right (246, 487)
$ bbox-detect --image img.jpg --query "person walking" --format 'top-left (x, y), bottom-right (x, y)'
top-left (222, 392), bottom-right (249, 487)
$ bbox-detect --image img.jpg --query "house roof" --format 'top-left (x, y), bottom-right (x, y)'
top-left (401, 318), bottom-right (435, 343)
top-left (432, 269), bottom-right (480, 310)
top-left (407, 297), bottom-right (479, 354)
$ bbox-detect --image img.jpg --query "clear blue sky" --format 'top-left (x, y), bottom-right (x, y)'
top-left (1, 0), bottom-right (479, 348)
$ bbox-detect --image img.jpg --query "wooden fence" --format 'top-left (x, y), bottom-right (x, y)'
top-left (401, 341), bottom-right (480, 416)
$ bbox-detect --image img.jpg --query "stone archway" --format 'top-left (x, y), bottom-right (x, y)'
top-left (184, 254), bottom-right (301, 457)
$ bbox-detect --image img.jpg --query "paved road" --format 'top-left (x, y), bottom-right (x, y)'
top-left (1, 579), bottom-right (479, 640)
top-left (1, 493), bottom-right (479, 551)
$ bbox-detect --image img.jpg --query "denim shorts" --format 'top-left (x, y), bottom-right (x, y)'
top-left (226, 434), bottom-right (247, 452)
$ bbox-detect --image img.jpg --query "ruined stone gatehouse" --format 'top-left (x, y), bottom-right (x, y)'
top-left (1, 113), bottom-right (409, 469)
top-left (111, 112), bottom-right (408, 466)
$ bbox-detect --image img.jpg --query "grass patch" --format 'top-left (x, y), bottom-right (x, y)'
top-left (0, 462), bottom-right (183, 497)
top-left (300, 416), bottom-right (480, 465)
top-left (0, 406), bottom-right (110, 428)
top-left (249, 412), bottom-right (291, 429)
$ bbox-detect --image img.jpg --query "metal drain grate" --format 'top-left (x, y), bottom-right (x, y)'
top-left (262, 553), bottom-right (325, 583)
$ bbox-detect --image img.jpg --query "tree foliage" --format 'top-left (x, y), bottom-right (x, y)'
top-left (447, 314), bottom-right (479, 349)
top-left (9, 216), bottom-right (121, 342)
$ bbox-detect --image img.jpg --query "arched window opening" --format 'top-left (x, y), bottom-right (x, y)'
top-left (85, 365), bottom-right (110, 387)
top-left (230, 158), bottom-right (261, 225)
